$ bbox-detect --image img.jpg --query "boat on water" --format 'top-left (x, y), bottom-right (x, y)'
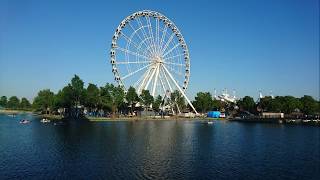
top-left (40, 118), bottom-right (50, 123)
top-left (20, 119), bottom-right (30, 124)
top-left (207, 121), bottom-right (214, 124)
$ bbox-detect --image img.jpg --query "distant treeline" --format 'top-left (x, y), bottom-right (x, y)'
top-left (0, 75), bottom-right (319, 117)
top-left (189, 92), bottom-right (319, 116)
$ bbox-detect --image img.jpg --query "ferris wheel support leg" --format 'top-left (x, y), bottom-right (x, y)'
top-left (162, 64), bottom-right (198, 114)
top-left (138, 67), bottom-right (152, 94)
top-left (145, 66), bottom-right (157, 91)
top-left (160, 67), bottom-right (173, 92)
top-left (152, 65), bottom-right (160, 97)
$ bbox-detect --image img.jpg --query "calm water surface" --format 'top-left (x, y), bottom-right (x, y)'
top-left (0, 114), bottom-right (319, 179)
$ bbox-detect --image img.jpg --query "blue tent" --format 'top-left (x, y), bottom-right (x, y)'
top-left (207, 111), bottom-right (221, 118)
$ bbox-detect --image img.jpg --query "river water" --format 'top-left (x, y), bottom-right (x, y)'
top-left (0, 114), bottom-right (319, 179)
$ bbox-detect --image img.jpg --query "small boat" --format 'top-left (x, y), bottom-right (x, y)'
top-left (20, 119), bottom-right (30, 124)
top-left (207, 121), bottom-right (214, 124)
top-left (40, 118), bottom-right (50, 123)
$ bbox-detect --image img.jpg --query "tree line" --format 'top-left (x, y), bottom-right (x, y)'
top-left (191, 92), bottom-right (320, 116)
top-left (0, 75), bottom-right (186, 117)
top-left (1, 75), bottom-right (319, 117)
top-left (0, 96), bottom-right (32, 110)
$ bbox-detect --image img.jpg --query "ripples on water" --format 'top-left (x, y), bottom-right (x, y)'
top-left (0, 114), bottom-right (319, 179)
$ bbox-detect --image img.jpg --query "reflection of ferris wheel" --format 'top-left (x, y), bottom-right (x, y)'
top-left (110, 10), bottom-right (197, 113)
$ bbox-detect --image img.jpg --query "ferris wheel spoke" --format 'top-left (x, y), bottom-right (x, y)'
top-left (134, 67), bottom-right (149, 90)
top-left (120, 31), bottom-right (149, 55)
top-left (116, 47), bottom-right (150, 60)
top-left (163, 64), bottom-right (183, 76)
top-left (162, 53), bottom-right (184, 62)
top-left (137, 67), bottom-right (152, 94)
top-left (145, 16), bottom-right (158, 56)
top-left (162, 43), bottom-right (181, 57)
top-left (136, 36), bottom-right (155, 58)
top-left (144, 67), bottom-right (157, 91)
top-left (152, 65), bottom-right (161, 96)
top-left (136, 18), bottom-right (155, 55)
top-left (162, 64), bottom-right (197, 113)
top-left (128, 23), bottom-right (154, 55)
top-left (122, 63), bottom-right (152, 80)
top-left (156, 17), bottom-right (160, 55)
top-left (163, 61), bottom-right (184, 67)
top-left (116, 61), bottom-right (151, 64)
top-left (160, 66), bottom-right (173, 92)
top-left (158, 72), bottom-right (167, 97)
top-left (161, 33), bottom-right (175, 55)
top-left (159, 24), bottom-right (168, 54)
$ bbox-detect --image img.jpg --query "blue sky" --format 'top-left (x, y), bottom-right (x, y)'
top-left (0, 0), bottom-right (319, 101)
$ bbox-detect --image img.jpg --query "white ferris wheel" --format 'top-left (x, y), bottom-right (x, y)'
top-left (110, 10), bottom-right (197, 113)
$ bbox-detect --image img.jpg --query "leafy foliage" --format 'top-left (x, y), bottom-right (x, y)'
top-left (33, 89), bottom-right (55, 113)
top-left (152, 95), bottom-right (162, 112)
top-left (140, 90), bottom-right (153, 109)
top-left (126, 86), bottom-right (139, 113)
top-left (170, 90), bottom-right (186, 113)
top-left (70, 75), bottom-right (85, 106)
top-left (85, 83), bottom-right (100, 109)
top-left (20, 97), bottom-right (31, 109)
top-left (237, 96), bottom-right (255, 113)
top-left (300, 95), bottom-right (318, 115)
top-left (0, 96), bottom-right (7, 108)
top-left (7, 96), bottom-right (20, 109)
top-left (100, 83), bottom-right (125, 115)
top-left (193, 92), bottom-right (213, 113)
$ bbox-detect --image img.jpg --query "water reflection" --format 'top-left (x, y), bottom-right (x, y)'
top-left (0, 115), bottom-right (319, 179)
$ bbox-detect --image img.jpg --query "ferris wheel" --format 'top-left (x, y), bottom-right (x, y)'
top-left (110, 10), bottom-right (197, 113)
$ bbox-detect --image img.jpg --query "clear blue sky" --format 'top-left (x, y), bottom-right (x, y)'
top-left (0, 0), bottom-right (319, 101)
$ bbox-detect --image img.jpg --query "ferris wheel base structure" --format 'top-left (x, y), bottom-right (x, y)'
top-left (109, 10), bottom-right (198, 114)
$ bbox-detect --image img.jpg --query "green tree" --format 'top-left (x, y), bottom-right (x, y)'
top-left (152, 95), bottom-right (162, 113)
top-left (33, 89), bottom-right (55, 113)
top-left (212, 99), bottom-right (221, 110)
top-left (54, 85), bottom-right (73, 109)
top-left (85, 83), bottom-right (100, 111)
top-left (258, 96), bottom-right (273, 111)
top-left (7, 96), bottom-right (20, 109)
top-left (126, 86), bottom-right (139, 114)
top-left (20, 97), bottom-right (31, 110)
top-left (281, 96), bottom-right (301, 114)
top-left (237, 96), bottom-right (255, 113)
top-left (267, 97), bottom-right (283, 112)
top-left (100, 83), bottom-right (125, 116)
top-left (170, 90), bottom-right (186, 113)
top-left (300, 95), bottom-right (318, 115)
top-left (140, 90), bottom-right (153, 110)
top-left (193, 92), bottom-right (213, 113)
top-left (0, 96), bottom-right (7, 108)
top-left (70, 74), bottom-right (85, 106)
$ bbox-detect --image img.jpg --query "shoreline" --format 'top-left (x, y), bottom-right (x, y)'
top-left (87, 116), bottom-right (224, 122)
top-left (1, 111), bottom-right (318, 126)
top-left (0, 109), bottom-right (34, 114)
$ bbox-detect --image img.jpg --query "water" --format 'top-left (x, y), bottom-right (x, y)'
top-left (0, 114), bottom-right (319, 179)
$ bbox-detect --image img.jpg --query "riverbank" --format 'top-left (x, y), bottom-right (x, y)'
top-left (0, 109), bottom-right (33, 114)
top-left (87, 116), bottom-right (222, 122)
